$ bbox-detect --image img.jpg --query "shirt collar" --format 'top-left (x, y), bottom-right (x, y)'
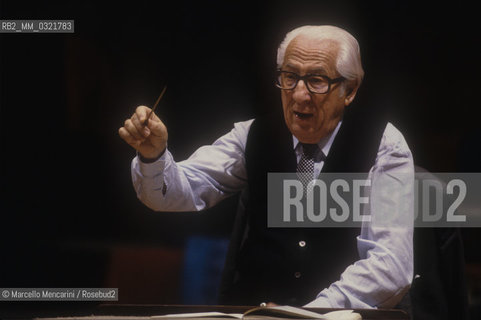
top-left (292, 120), bottom-right (342, 158)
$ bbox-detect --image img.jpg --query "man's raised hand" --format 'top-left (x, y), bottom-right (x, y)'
top-left (118, 105), bottom-right (168, 160)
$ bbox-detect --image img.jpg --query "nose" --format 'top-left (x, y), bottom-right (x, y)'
top-left (292, 79), bottom-right (311, 104)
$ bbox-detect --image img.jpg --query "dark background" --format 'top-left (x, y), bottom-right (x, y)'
top-left (1, 0), bottom-right (480, 311)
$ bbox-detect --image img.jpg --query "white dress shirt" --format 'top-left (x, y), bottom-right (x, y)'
top-left (131, 118), bottom-right (414, 309)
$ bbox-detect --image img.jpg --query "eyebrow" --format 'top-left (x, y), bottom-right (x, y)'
top-left (283, 63), bottom-right (300, 71)
top-left (283, 64), bottom-right (328, 75)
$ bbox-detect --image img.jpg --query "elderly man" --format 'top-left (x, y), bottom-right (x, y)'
top-left (119, 25), bottom-right (414, 308)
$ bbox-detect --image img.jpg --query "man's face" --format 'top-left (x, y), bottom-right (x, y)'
top-left (281, 35), bottom-right (357, 143)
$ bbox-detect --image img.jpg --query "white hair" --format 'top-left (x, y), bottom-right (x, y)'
top-left (276, 25), bottom-right (364, 86)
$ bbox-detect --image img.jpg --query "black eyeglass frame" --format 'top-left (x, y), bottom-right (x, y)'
top-left (275, 69), bottom-right (345, 94)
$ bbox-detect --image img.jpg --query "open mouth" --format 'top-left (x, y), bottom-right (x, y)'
top-left (294, 111), bottom-right (314, 119)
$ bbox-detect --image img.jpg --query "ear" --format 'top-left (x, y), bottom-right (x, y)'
top-left (344, 80), bottom-right (360, 106)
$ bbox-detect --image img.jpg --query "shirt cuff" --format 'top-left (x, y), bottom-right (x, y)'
top-left (135, 149), bottom-right (169, 178)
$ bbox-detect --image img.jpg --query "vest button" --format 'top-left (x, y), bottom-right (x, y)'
top-left (298, 240), bottom-right (306, 248)
top-left (294, 271), bottom-right (302, 278)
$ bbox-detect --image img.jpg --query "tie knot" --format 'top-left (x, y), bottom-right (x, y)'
top-left (301, 143), bottom-right (318, 158)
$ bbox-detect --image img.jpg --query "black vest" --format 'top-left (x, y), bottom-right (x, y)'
top-left (221, 106), bottom-right (388, 306)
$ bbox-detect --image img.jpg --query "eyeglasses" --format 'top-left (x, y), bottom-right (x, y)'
top-left (275, 70), bottom-right (345, 94)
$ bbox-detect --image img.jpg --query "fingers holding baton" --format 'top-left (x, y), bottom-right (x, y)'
top-left (119, 86), bottom-right (168, 160)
